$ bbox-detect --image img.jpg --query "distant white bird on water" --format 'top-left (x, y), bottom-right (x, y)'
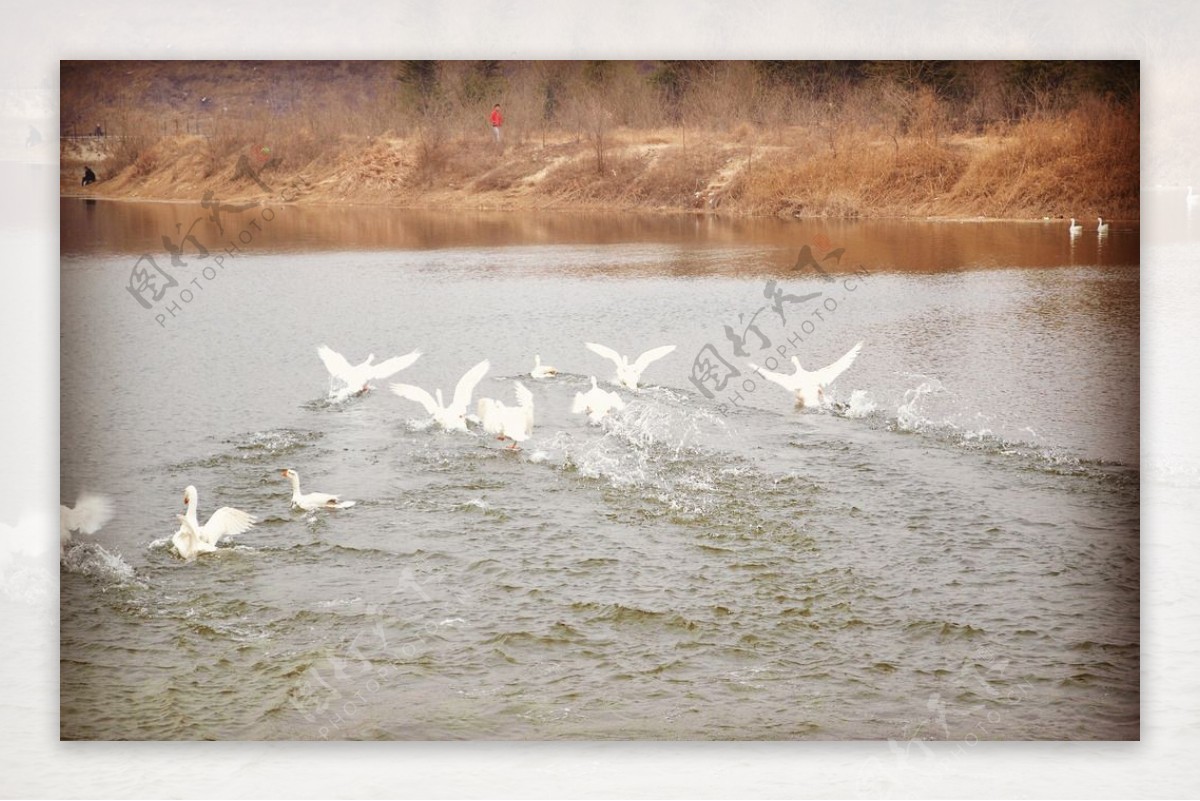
top-left (585, 342), bottom-right (676, 390)
top-left (1188, 186), bottom-right (1200, 206)
top-left (1097, 216), bottom-right (1110, 234)
top-left (1068, 218), bottom-right (1082, 235)
top-left (280, 468), bottom-right (355, 511)
top-left (171, 485), bottom-right (256, 561)
top-left (317, 344), bottom-right (421, 401)
top-left (60, 493), bottom-right (114, 550)
top-left (477, 381), bottom-right (535, 449)
top-left (531, 354), bottom-right (558, 379)
top-left (391, 359), bottom-right (490, 432)
top-left (571, 376), bottom-right (626, 424)
top-left (750, 341), bottom-right (864, 409)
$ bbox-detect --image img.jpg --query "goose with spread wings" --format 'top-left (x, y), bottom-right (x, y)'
top-left (749, 341), bottom-right (863, 409)
top-left (390, 360), bottom-right (491, 432)
top-left (571, 376), bottom-right (626, 424)
top-left (477, 381), bottom-right (535, 449)
top-left (317, 344), bottom-right (421, 401)
top-left (584, 342), bottom-right (676, 390)
top-left (171, 485), bottom-right (256, 561)
top-left (60, 493), bottom-right (114, 550)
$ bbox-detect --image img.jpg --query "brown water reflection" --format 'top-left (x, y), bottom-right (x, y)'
top-left (60, 198), bottom-right (1139, 275)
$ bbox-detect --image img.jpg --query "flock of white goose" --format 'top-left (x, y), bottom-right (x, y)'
top-left (62, 337), bottom-right (864, 561)
top-left (1069, 216), bottom-right (1110, 235)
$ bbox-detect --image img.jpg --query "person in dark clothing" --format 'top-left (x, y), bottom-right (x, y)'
top-left (82, 166), bottom-right (96, 186)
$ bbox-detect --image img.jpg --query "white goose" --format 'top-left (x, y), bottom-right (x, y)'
top-left (477, 381), bottom-right (535, 449)
top-left (750, 341), bottom-right (863, 409)
top-left (391, 360), bottom-right (490, 432)
top-left (1068, 218), bottom-right (1082, 235)
top-left (171, 485), bottom-right (256, 561)
top-left (1097, 216), bottom-right (1110, 233)
top-left (571, 376), bottom-right (626, 424)
top-left (585, 342), bottom-right (676, 390)
top-left (317, 344), bottom-right (421, 401)
top-left (531, 354), bottom-right (558, 379)
top-left (281, 468), bottom-right (355, 511)
top-left (60, 493), bottom-right (114, 550)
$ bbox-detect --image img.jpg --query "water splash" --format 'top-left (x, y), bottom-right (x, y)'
top-left (61, 542), bottom-right (143, 588)
top-left (844, 389), bottom-right (878, 419)
top-left (896, 376), bottom-right (946, 431)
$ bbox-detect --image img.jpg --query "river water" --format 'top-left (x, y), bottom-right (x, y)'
top-left (60, 199), bottom-right (1139, 740)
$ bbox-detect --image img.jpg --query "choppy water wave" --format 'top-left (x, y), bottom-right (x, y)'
top-left (170, 428), bottom-right (325, 473)
top-left (823, 378), bottom-right (1137, 485)
top-left (61, 243), bottom-right (1139, 741)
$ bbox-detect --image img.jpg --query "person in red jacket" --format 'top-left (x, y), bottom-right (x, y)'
top-left (490, 104), bottom-right (503, 145)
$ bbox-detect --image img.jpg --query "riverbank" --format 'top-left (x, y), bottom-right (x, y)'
top-left (61, 114), bottom-right (1138, 222)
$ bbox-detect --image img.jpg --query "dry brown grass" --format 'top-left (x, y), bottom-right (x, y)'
top-left (470, 148), bottom-right (553, 193)
top-left (628, 145), bottom-right (728, 207)
top-left (61, 62), bottom-right (1140, 219)
top-left (948, 97), bottom-right (1138, 218)
top-left (538, 150), bottom-right (650, 203)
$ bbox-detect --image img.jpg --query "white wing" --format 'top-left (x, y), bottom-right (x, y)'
top-left (317, 345), bottom-right (355, 382)
top-left (199, 507), bottom-right (256, 544)
top-left (749, 362), bottom-right (801, 392)
top-left (632, 344), bottom-right (677, 374)
top-left (367, 349), bottom-right (422, 381)
top-left (451, 360), bottom-right (491, 415)
top-left (571, 391), bottom-right (589, 415)
top-left (173, 516), bottom-right (216, 560)
top-left (513, 381), bottom-right (533, 409)
top-left (63, 493), bottom-right (114, 535)
top-left (810, 341), bottom-right (863, 387)
top-left (391, 383), bottom-right (440, 415)
top-left (476, 398), bottom-right (502, 435)
top-left (585, 342), bottom-right (624, 369)
top-left (512, 382), bottom-right (535, 436)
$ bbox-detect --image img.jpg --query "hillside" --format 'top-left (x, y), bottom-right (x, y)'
top-left (60, 61), bottom-right (1140, 220)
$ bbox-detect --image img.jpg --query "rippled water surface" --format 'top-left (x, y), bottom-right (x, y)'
top-left (60, 200), bottom-right (1139, 740)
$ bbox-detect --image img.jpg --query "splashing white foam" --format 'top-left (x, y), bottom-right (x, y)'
top-left (845, 389), bottom-right (878, 418)
top-left (61, 542), bottom-right (141, 587)
top-left (897, 377), bottom-right (945, 431)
